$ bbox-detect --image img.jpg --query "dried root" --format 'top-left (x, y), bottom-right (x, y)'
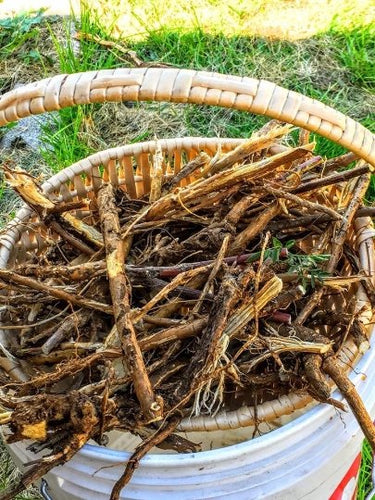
top-left (0, 122), bottom-right (374, 499)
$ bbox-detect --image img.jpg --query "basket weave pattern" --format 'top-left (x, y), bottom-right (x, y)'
top-left (0, 68), bottom-right (374, 166)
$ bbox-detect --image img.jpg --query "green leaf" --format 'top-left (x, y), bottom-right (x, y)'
top-left (28, 49), bottom-right (40, 58)
top-left (272, 237), bottom-right (282, 249)
top-left (270, 248), bottom-right (280, 262)
top-left (312, 254), bottom-right (330, 262)
top-left (310, 273), bottom-right (316, 288)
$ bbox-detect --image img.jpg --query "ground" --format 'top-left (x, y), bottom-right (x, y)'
top-left (0, 0), bottom-right (374, 498)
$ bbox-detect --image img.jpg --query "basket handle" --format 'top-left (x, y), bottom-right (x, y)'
top-left (0, 67), bottom-right (374, 168)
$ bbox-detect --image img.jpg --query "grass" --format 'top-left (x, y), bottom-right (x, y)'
top-left (0, 9), bottom-right (44, 60)
top-left (0, 9), bottom-right (63, 94)
top-left (332, 25), bottom-right (375, 89)
top-left (89, 0), bottom-right (375, 41)
top-left (2, 3), bottom-right (373, 177)
top-left (358, 440), bottom-right (374, 500)
top-left (0, 445), bottom-right (41, 499)
top-left (129, 27), bottom-right (374, 161)
top-left (39, 8), bottom-right (123, 171)
top-left (0, 0), bottom-right (374, 498)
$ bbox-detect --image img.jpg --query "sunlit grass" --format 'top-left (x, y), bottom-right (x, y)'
top-left (91, 0), bottom-right (375, 40)
top-left (357, 440), bottom-right (374, 500)
top-left (128, 27), bottom-right (375, 159)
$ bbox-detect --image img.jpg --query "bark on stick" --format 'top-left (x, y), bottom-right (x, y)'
top-left (97, 183), bottom-right (163, 422)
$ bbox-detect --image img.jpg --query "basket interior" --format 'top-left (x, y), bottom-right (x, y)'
top-left (1, 136), bottom-right (374, 433)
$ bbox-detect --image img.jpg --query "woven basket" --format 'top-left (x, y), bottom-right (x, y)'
top-left (0, 68), bottom-right (374, 433)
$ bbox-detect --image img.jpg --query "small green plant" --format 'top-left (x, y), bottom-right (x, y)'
top-left (287, 250), bottom-right (330, 289)
top-left (249, 238), bottom-right (330, 288)
top-left (21, 48), bottom-right (42, 64)
top-left (0, 10), bottom-right (45, 57)
top-left (248, 237), bottom-right (294, 263)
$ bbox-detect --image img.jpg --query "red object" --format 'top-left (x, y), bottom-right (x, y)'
top-left (329, 453), bottom-right (362, 500)
top-left (270, 311), bottom-right (292, 324)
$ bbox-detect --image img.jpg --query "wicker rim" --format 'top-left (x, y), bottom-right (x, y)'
top-left (0, 68), bottom-right (374, 167)
top-left (0, 135), bottom-right (374, 432)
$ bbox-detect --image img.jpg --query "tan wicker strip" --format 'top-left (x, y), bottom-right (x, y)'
top-left (0, 68), bottom-right (373, 166)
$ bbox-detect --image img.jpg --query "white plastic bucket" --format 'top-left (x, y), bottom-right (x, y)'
top-left (7, 332), bottom-right (375, 500)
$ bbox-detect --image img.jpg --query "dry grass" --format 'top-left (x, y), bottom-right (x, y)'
top-left (0, 14), bottom-right (67, 94)
top-left (91, 102), bottom-right (188, 147)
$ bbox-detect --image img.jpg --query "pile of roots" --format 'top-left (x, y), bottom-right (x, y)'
top-left (0, 122), bottom-right (375, 499)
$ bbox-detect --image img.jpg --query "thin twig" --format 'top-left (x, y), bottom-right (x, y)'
top-left (292, 163), bottom-right (370, 194)
top-left (110, 418), bottom-right (180, 500)
top-left (192, 234), bottom-right (230, 314)
top-left (0, 270), bottom-right (111, 314)
top-left (162, 153), bottom-right (210, 194)
top-left (296, 172), bottom-right (370, 324)
top-left (264, 185), bottom-right (343, 221)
